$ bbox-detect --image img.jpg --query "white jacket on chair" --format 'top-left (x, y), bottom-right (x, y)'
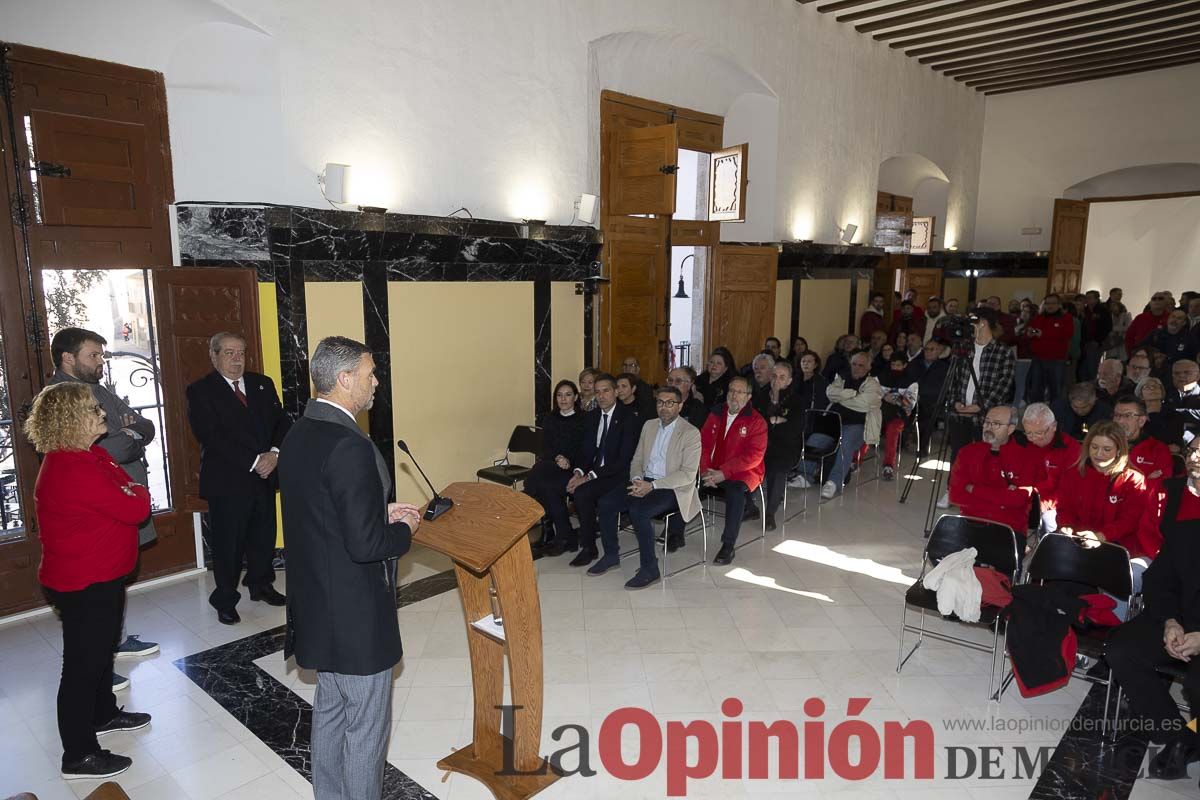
top-left (921, 547), bottom-right (982, 623)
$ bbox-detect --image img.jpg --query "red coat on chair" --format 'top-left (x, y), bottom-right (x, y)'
top-left (700, 404), bottom-right (768, 493)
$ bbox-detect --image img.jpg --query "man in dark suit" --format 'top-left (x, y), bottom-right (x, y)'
top-left (186, 332), bottom-right (291, 624)
top-left (566, 373), bottom-right (638, 568)
top-left (278, 336), bottom-right (419, 800)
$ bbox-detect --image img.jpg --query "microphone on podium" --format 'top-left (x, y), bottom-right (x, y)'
top-left (396, 440), bottom-right (454, 521)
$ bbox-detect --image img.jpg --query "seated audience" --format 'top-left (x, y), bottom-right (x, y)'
top-left (1139, 376), bottom-right (1186, 453)
top-left (788, 336), bottom-right (809, 367)
top-left (1166, 359), bottom-right (1200, 444)
top-left (822, 334), bottom-right (858, 382)
top-left (578, 368), bottom-right (598, 412)
top-left (594, 386), bottom-right (702, 589)
top-left (620, 356), bottom-right (655, 402)
top-left (761, 361), bottom-right (805, 531)
top-left (1125, 352), bottom-right (1152, 384)
top-left (872, 342), bottom-right (895, 377)
top-left (699, 376), bottom-right (767, 566)
top-left (948, 405), bottom-right (1043, 539)
top-left (1104, 438), bottom-right (1200, 782)
top-left (1114, 396), bottom-right (1173, 486)
top-left (667, 366), bottom-right (709, 430)
top-left (749, 352), bottom-right (776, 412)
top-left (563, 375), bottom-right (639, 568)
top-left (793, 351), bottom-right (827, 411)
top-left (1020, 402), bottom-right (1081, 535)
top-left (616, 372), bottom-right (655, 424)
top-left (1023, 293), bottom-right (1074, 405)
top-left (764, 337), bottom-right (783, 361)
top-left (1056, 422), bottom-right (1153, 586)
top-left (878, 352), bottom-right (918, 481)
top-left (1051, 382), bottom-right (1112, 441)
top-left (695, 347), bottom-right (736, 408)
top-left (906, 339), bottom-right (949, 457)
top-left (1096, 357), bottom-right (1134, 405)
top-left (795, 352), bottom-right (882, 500)
top-left (865, 329), bottom-right (888, 368)
top-left (525, 380), bottom-right (587, 556)
top-left (1138, 309), bottom-right (1200, 364)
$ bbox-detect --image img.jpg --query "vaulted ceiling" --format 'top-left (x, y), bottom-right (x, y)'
top-left (796, 0), bottom-right (1200, 94)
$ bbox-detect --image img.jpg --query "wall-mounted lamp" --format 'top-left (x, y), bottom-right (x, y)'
top-left (948, 245), bottom-right (959, 251)
top-left (837, 223), bottom-right (858, 244)
top-left (319, 163), bottom-right (350, 204)
top-left (674, 254), bottom-right (695, 299)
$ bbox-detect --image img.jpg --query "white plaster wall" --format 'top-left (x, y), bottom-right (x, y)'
top-left (4, 0), bottom-right (986, 245)
top-left (974, 63), bottom-right (1200, 251)
top-left (1083, 197), bottom-right (1200, 302)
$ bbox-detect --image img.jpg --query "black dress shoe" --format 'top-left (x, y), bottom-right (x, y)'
top-left (62, 750), bottom-right (132, 780)
top-left (765, 514), bottom-right (777, 531)
top-left (713, 542), bottom-right (735, 565)
top-left (666, 535), bottom-right (685, 553)
top-left (625, 570), bottom-right (661, 590)
top-left (1149, 740), bottom-right (1199, 780)
top-left (569, 548), bottom-right (597, 568)
top-left (743, 505), bottom-right (760, 521)
top-left (96, 708), bottom-right (151, 736)
top-left (250, 586), bottom-right (286, 606)
top-left (217, 608), bottom-right (241, 625)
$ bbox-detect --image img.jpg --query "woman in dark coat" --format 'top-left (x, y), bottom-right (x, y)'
top-left (793, 351), bottom-right (828, 414)
top-left (762, 361), bottom-right (807, 530)
top-left (524, 379), bottom-right (586, 555)
top-left (695, 347), bottom-right (736, 409)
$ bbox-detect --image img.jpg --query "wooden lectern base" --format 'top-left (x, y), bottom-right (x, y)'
top-left (439, 741), bottom-right (561, 800)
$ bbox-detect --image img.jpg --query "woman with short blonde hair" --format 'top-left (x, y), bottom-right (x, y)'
top-left (24, 382), bottom-right (152, 780)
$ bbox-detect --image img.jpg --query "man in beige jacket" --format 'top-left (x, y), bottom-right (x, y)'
top-left (592, 385), bottom-right (702, 589)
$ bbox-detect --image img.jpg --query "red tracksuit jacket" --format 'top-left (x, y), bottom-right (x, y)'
top-left (1129, 436), bottom-right (1173, 484)
top-left (700, 404), bottom-right (767, 492)
top-left (1029, 432), bottom-right (1082, 512)
top-left (1056, 465), bottom-right (1152, 558)
top-left (1025, 312), bottom-right (1075, 361)
top-left (949, 440), bottom-right (1045, 536)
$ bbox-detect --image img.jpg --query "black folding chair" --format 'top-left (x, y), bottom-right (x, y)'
top-left (788, 409), bottom-right (841, 514)
top-left (897, 514), bottom-right (1022, 700)
top-left (475, 425), bottom-right (543, 488)
top-left (997, 533), bottom-right (1132, 720)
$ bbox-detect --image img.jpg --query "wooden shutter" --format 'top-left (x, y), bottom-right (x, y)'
top-left (709, 143), bottom-right (748, 223)
top-left (1048, 199), bottom-right (1088, 296)
top-left (608, 124), bottom-right (679, 216)
top-left (901, 268), bottom-right (943, 307)
top-left (603, 217), bottom-right (669, 383)
top-left (705, 246), bottom-right (777, 369)
top-left (152, 268), bottom-right (262, 513)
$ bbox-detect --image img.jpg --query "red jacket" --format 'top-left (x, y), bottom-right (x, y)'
top-left (700, 404), bottom-right (767, 492)
top-left (1056, 465), bottom-right (1151, 558)
top-left (1139, 482), bottom-right (1200, 559)
top-left (860, 308), bottom-right (887, 342)
top-left (1125, 310), bottom-right (1168, 353)
top-left (35, 445), bottom-right (150, 592)
top-left (1027, 431), bottom-right (1082, 511)
top-left (949, 440), bottom-right (1044, 536)
top-left (1129, 436), bottom-right (1174, 485)
top-left (1024, 312), bottom-right (1075, 361)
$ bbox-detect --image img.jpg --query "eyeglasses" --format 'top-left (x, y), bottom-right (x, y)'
top-left (655, 399), bottom-right (680, 407)
top-left (1113, 411), bottom-right (1145, 420)
top-left (982, 420), bottom-right (1011, 428)
top-left (727, 389), bottom-right (751, 396)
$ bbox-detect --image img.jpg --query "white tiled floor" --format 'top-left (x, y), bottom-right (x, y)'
top-left (2, 476), bottom-right (1194, 799)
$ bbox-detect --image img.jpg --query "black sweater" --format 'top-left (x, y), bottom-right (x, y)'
top-left (537, 410), bottom-right (586, 466)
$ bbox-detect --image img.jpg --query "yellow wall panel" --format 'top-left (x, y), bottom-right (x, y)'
top-left (389, 282), bottom-right (535, 502)
top-left (799, 279), bottom-right (851, 359)
top-left (977, 277), bottom-right (1046, 307)
top-left (303, 282), bottom-right (369, 431)
top-left (551, 282), bottom-right (584, 389)
top-left (774, 280), bottom-right (792, 353)
top-left (258, 283), bottom-right (285, 547)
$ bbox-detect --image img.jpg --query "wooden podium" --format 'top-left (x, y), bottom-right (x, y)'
top-left (413, 482), bottom-right (561, 800)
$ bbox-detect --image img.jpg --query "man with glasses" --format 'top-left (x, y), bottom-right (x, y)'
top-left (667, 366), bottom-right (709, 429)
top-left (1127, 353), bottom-right (1153, 384)
top-left (1126, 292), bottom-right (1171, 354)
top-left (1020, 402), bottom-right (1080, 535)
top-left (592, 386), bottom-right (702, 588)
top-left (1167, 359), bottom-right (1200, 447)
top-left (49, 327), bottom-right (160, 685)
top-left (1115, 396), bottom-right (1173, 487)
top-left (698, 376), bottom-right (767, 565)
top-left (948, 405), bottom-right (1043, 540)
top-left (620, 356), bottom-right (654, 406)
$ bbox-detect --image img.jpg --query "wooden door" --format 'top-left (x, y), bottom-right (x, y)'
top-left (605, 218), bottom-right (669, 382)
top-left (902, 268), bottom-right (943, 307)
top-left (152, 268), bottom-right (263, 514)
top-left (705, 246), bottom-right (777, 369)
top-left (608, 124), bottom-right (679, 216)
top-left (1048, 199), bottom-right (1088, 296)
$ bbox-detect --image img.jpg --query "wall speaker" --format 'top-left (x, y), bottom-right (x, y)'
top-left (578, 193), bottom-right (598, 224)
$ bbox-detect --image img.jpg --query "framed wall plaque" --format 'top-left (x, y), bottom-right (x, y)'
top-left (910, 216), bottom-right (935, 254)
top-left (709, 143), bottom-right (748, 223)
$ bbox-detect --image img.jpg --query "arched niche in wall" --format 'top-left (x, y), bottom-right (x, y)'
top-left (586, 31), bottom-right (779, 241)
top-left (875, 153), bottom-right (951, 252)
top-left (1064, 163), bottom-right (1200, 200)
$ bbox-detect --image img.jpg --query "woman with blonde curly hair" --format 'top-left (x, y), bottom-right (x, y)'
top-left (25, 382), bottom-right (152, 780)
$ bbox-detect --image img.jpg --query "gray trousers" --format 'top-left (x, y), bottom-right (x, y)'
top-left (312, 669), bottom-right (393, 800)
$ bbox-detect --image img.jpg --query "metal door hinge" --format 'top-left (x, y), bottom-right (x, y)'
top-left (659, 164), bottom-right (678, 175)
top-left (34, 161), bottom-right (70, 178)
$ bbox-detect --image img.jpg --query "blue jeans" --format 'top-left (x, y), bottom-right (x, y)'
top-left (800, 424), bottom-right (866, 490)
top-left (598, 487), bottom-right (679, 575)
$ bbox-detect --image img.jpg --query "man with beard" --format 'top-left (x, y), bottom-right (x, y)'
top-left (923, 296), bottom-right (947, 344)
top-left (1096, 358), bottom-right (1135, 406)
top-left (948, 405), bottom-right (1043, 540)
top-left (1139, 309), bottom-right (1200, 365)
top-left (49, 327), bottom-right (160, 686)
top-left (1106, 437), bottom-right (1200, 782)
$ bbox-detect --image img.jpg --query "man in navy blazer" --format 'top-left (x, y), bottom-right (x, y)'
top-left (566, 373), bottom-right (639, 567)
top-left (186, 332), bottom-right (291, 624)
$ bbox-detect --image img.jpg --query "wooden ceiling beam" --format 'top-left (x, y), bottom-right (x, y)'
top-left (816, 0), bottom-right (891, 11)
top-left (925, 7), bottom-right (1200, 67)
top-left (974, 49), bottom-right (1200, 90)
top-left (885, 0), bottom-right (1144, 46)
top-left (942, 21), bottom-right (1200, 75)
top-left (983, 54), bottom-right (1200, 92)
top-left (960, 36), bottom-right (1200, 82)
top-left (912, 0), bottom-right (1199, 57)
top-left (859, 0), bottom-right (1035, 34)
top-left (838, 0), bottom-right (970, 23)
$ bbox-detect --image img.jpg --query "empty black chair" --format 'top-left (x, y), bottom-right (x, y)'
top-left (897, 514), bottom-right (1022, 700)
top-left (475, 425), bottom-right (543, 488)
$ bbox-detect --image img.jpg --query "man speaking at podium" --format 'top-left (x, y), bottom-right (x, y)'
top-left (278, 336), bottom-right (420, 800)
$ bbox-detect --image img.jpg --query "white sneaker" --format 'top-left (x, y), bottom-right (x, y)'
top-left (820, 481), bottom-right (838, 500)
top-left (788, 474), bottom-right (811, 489)
top-left (936, 491), bottom-right (951, 509)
